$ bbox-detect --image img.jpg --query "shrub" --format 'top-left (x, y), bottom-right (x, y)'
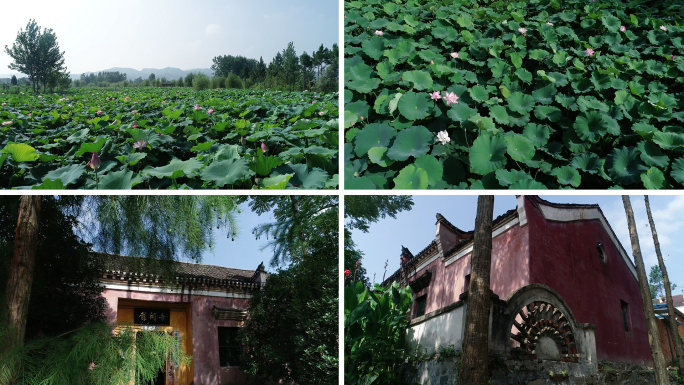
top-left (210, 76), bottom-right (225, 89)
top-left (344, 0), bottom-right (684, 189)
top-left (184, 73), bottom-right (195, 87)
top-left (344, 281), bottom-right (412, 385)
top-left (193, 73), bottom-right (210, 91)
top-left (225, 73), bottom-right (244, 89)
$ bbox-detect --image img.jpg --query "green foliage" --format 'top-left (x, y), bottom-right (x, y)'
top-left (0, 87), bottom-right (338, 189)
top-left (225, 73), bottom-right (244, 89)
top-left (241, 198), bottom-right (338, 385)
top-left (344, 0), bottom-right (684, 189)
top-left (245, 195), bottom-right (338, 266)
top-left (192, 72), bottom-right (210, 91)
top-left (85, 195), bottom-right (239, 262)
top-left (344, 281), bottom-right (413, 385)
top-left (648, 264), bottom-right (677, 299)
top-left (0, 323), bottom-right (190, 385)
top-left (210, 76), bottom-right (225, 89)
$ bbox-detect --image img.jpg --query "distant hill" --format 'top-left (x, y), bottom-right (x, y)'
top-left (68, 67), bottom-right (214, 81)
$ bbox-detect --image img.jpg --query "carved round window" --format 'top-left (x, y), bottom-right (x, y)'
top-left (510, 301), bottom-right (579, 362)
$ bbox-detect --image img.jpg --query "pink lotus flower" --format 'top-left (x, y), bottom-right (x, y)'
top-left (672, 56), bottom-right (676, 60)
top-left (133, 140), bottom-right (147, 149)
top-left (207, 109), bottom-right (214, 114)
top-left (443, 92), bottom-right (459, 105)
top-left (585, 48), bottom-right (595, 56)
top-left (451, 52), bottom-right (459, 58)
top-left (620, 25), bottom-right (626, 32)
top-left (193, 104), bottom-right (202, 110)
top-left (87, 152), bottom-right (100, 170)
top-left (1, 103), bottom-right (5, 106)
top-left (96, 110), bottom-right (102, 115)
top-left (125, 96), bottom-right (129, 101)
top-left (1, 121), bottom-right (12, 125)
top-left (546, 22), bottom-right (554, 26)
top-left (132, 122), bottom-right (138, 128)
top-left (28, 113), bottom-right (32, 117)
top-left (518, 27), bottom-right (527, 35)
top-left (345, 269), bottom-right (351, 278)
top-left (429, 91), bottom-right (442, 100)
top-left (240, 136), bottom-right (245, 145)
top-left (660, 26), bottom-right (668, 31)
top-left (430, 60), bottom-right (434, 64)
top-left (374, 30), bottom-right (383, 36)
top-left (319, 111), bottom-right (324, 116)
top-left (261, 142), bottom-right (268, 153)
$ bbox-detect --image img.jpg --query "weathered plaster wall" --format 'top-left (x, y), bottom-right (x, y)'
top-left (406, 302), bottom-right (466, 354)
top-left (407, 217), bottom-right (530, 318)
top-left (523, 198), bottom-right (652, 365)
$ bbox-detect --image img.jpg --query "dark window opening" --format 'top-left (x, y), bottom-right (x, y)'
top-left (621, 300), bottom-right (630, 332)
top-left (464, 274), bottom-right (471, 293)
top-left (218, 327), bottom-right (241, 367)
top-left (597, 242), bottom-right (606, 263)
top-left (415, 295), bottom-right (427, 317)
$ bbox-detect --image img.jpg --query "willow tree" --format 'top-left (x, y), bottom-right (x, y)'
top-left (459, 195), bottom-right (495, 385)
top-left (623, 196), bottom-right (670, 385)
top-left (645, 196), bottom-right (684, 372)
top-left (1, 195), bottom-right (239, 384)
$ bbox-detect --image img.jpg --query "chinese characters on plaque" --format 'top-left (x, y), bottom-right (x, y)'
top-left (134, 307), bottom-right (171, 326)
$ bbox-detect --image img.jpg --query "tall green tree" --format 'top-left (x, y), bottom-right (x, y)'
top-left (4, 20), bottom-right (42, 92)
top-left (300, 51), bottom-right (314, 91)
top-left (10, 75), bottom-right (17, 86)
top-left (241, 197), bottom-right (337, 385)
top-left (623, 195), bottom-right (670, 385)
top-left (649, 265), bottom-right (677, 300)
top-left (34, 27), bottom-right (66, 92)
top-left (282, 42), bottom-right (299, 91)
top-left (246, 195), bottom-right (337, 266)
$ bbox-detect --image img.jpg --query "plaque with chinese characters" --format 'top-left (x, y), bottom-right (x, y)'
top-left (134, 308), bottom-right (171, 326)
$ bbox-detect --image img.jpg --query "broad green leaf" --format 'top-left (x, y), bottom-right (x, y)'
top-left (393, 164), bottom-right (428, 189)
top-left (605, 147), bottom-right (647, 185)
top-left (469, 135), bottom-right (508, 175)
top-left (505, 134), bottom-right (536, 162)
top-left (414, 155), bottom-right (443, 186)
top-left (551, 166), bottom-right (581, 187)
top-left (272, 164), bottom-right (328, 189)
top-left (250, 155), bottom-right (284, 176)
top-left (507, 92), bottom-right (535, 114)
top-left (1, 143), bottom-right (39, 162)
top-left (387, 125), bottom-right (433, 161)
top-left (641, 167), bottom-right (666, 189)
top-left (98, 168), bottom-right (143, 189)
top-left (397, 91), bottom-right (431, 120)
top-left (143, 158), bottom-right (203, 179)
top-left (403, 70), bottom-right (433, 91)
top-left (200, 158), bottom-right (250, 187)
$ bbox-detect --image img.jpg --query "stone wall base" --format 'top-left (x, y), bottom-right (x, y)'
top-left (401, 356), bottom-right (680, 385)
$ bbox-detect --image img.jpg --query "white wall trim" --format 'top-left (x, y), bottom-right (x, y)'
top-left (102, 282), bottom-right (253, 299)
top-left (535, 203), bottom-right (637, 280)
top-left (444, 217), bottom-right (520, 267)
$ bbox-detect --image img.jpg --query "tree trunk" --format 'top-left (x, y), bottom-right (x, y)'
top-left (645, 195), bottom-right (684, 373)
top-left (458, 195), bottom-right (494, 385)
top-left (623, 196), bottom-right (670, 385)
top-left (3, 196), bottom-right (42, 381)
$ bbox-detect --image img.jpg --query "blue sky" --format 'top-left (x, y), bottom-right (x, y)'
top-left (1, 0), bottom-right (338, 74)
top-left (350, 195), bottom-right (684, 298)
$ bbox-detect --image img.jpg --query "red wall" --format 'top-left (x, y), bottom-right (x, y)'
top-left (524, 198), bottom-right (652, 365)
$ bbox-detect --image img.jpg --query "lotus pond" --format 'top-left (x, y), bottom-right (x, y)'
top-left (0, 87), bottom-right (339, 189)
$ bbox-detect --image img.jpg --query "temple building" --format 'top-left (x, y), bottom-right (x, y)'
top-left (99, 254), bottom-right (267, 385)
top-left (384, 196), bottom-right (653, 376)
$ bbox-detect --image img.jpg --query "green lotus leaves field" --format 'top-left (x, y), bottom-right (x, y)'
top-left (344, 0), bottom-right (684, 189)
top-left (0, 88), bottom-right (338, 189)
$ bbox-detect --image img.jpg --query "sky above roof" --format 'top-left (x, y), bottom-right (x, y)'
top-left (350, 195), bottom-right (684, 298)
top-left (0, 0), bottom-right (338, 75)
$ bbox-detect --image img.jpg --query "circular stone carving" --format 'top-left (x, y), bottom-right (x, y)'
top-left (509, 301), bottom-right (579, 362)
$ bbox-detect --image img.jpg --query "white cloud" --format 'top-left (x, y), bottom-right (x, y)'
top-left (205, 24), bottom-right (221, 37)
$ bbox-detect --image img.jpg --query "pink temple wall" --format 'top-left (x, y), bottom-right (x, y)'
top-left (102, 288), bottom-right (251, 385)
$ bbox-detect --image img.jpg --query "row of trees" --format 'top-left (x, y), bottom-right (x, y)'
top-left (212, 42), bottom-right (338, 93)
top-left (1, 196), bottom-right (337, 385)
top-left (4, 19), bottom-right (70, 93)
